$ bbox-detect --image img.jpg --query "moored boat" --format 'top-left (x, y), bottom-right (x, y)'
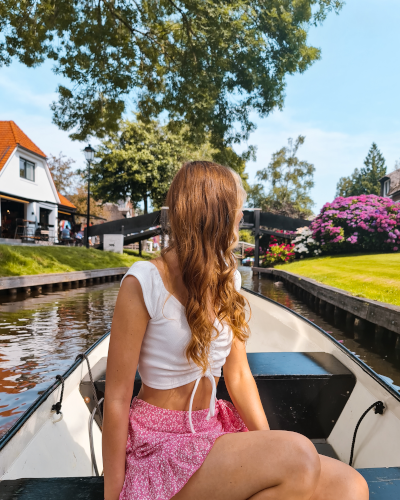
top-left (1, 287), bottom-right (399, 499)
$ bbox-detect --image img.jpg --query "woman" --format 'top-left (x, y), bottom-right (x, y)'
top-left (103, 161), bottom-right (368, 500)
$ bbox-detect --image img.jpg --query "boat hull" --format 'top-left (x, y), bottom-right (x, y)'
top-left (0, 335), bottom-right (110, 480)
top-left (1, 287), bottom-right (400, 480)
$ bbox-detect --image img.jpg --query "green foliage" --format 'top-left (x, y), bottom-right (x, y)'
top-left (0, 245), bottom-right (150, 277)
top-left (336, 143), bottom-right (387, 197)
top-left (239, 229), bottom-right (255, 244)
top-left (0, 0), bottom-right (342, 152)
top-left (248, 136), bottom-right (315, 217)
top-left (91, 117), bottom-right (217, 212)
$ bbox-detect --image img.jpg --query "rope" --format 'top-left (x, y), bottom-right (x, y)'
top-left (76, 353), bottom-right (103, 428)
top-left (349, 401), bottom-right (385, 467)
top-left (51, 375), bottom-right (65, 414)
top-left (89, 397), bottom-right (104, 476)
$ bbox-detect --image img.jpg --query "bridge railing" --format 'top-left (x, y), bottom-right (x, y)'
top-left (241, 209), bottom-right (311, 269)
top-left (234, 241), bottom-right (255, 260)
top-left (87, 207), bottom-right (311, 261)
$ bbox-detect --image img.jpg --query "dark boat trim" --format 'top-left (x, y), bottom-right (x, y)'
top-left (0, 331), bottom-right (111, 452)
top-left (242, 286), bottom-right (400, 403)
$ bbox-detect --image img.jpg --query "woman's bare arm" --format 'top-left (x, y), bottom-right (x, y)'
top-left (103, 276), bottom-right (150, 500)
top-left (223, 338), bottom-right (270, 431)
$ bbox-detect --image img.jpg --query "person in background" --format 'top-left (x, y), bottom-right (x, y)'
top-left (75, 230), bottom-right (84, 246)
top-left (61, 226), bottom-right (71, 245)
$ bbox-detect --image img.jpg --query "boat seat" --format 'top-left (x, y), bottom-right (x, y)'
top-left (1, 469), bottom-right (399, 499)
top-left (80, 352), bottom-right (356, 439)
top-left (0, 477), bottom-right (103, 500)
top-left (219, 352), bottom-right (356, 439)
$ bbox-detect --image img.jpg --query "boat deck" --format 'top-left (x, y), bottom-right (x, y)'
top-left (1, 469), bottom-right (400, 499)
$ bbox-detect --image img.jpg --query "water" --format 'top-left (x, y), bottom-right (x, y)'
top-left (0, 282), bottom-right (120, 437)
top-left (1, 267), bottom-right (400, 438)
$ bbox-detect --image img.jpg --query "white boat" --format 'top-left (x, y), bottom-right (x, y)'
top-left (1, 287), bottom-right (399, 499)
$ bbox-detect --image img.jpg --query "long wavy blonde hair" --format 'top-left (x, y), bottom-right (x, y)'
top-left (162, 161), bottom-right (250, 373)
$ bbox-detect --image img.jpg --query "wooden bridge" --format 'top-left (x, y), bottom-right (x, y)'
top-left (86, 208), bottom-right (311, 263)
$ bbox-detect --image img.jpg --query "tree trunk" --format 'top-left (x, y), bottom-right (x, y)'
top-left (143, 195), bottom-right (148, 214)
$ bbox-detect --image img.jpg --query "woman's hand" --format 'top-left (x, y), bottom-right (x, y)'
top-left (103, 276), bottom-right (150, 500)
top-left (223, 338), bottom-right (270, 431)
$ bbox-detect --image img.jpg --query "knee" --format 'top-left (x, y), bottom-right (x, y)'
top-left (283, 433), bottom-right (321, 497)
top-left (348, 469), bottom-right (369, 499)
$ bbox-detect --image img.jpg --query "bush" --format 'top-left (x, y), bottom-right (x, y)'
top-left (260, 242), bottom-right (295, 267)
top-left (242, 236), bottom-right (295, 267)
top-left (293, 195), bottom-right (400, 257)
top-left (239, 229), bottom-right (255, 244)
top-left (244, 246), bottom-right (258, 257)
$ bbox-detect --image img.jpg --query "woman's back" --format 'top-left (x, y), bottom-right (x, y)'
top-left (103, 161), bottom-right (368, 500)
top-left (123, 257), bottom-right (241, 419)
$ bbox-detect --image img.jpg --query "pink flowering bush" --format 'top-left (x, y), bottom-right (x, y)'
top-left (242, 236), bottom-right (295, 266)
top-left (295, 195), bottom-right (400, 257)
top-left (260, 242), bottom-right (295, 267)
top-left (244, 246), bottom-right (259, 258)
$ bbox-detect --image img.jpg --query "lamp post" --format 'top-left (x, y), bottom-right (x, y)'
top-left (83, 144), bottom-right (95, 248)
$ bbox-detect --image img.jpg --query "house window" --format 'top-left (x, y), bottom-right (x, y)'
top-left (20, 158), bottom-right (35, 182)
top-left (383, 179), bottom-right (390, 196)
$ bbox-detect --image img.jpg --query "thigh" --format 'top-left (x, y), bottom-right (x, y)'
top-left (173, 430), bottom-right (320, 500)
top-left (311, 455), bottom-right (369, 500)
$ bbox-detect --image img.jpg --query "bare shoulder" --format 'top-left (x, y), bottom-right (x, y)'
top-left (119, 273), bottom-right (143, 297)
top-left (116, 275), bottom-right (149, 320)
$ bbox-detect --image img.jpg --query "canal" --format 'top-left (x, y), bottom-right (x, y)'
top-left (1, 266), bottom-right (399, 438)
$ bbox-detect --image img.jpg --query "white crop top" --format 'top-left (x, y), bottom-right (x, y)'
top-left (121, 260), bottom-right (242, 433)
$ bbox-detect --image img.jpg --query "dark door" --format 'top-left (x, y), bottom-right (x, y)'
top-left (1, 200), bottom-right (25, 238)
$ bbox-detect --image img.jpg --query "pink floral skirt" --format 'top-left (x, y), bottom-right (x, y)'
top-left (119, 397), bottom-right (248, 500)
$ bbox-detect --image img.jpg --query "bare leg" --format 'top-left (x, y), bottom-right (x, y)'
top-left (309, 455), bottom-right (369, 500)
top-left (173, 430), bottom-right (321, 500)
top-left (173, 431), bottom-right (369, 500)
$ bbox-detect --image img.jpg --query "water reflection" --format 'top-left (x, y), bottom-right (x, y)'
top-left (0, 282), bottom-right (119, 437)
top-left (240, 266), bottom-right (400, 389)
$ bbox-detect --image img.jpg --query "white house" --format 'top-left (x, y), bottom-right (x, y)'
top-left (0, 121), bottom-right (76, 242)
top-left (379, 170), bottom-right (400, 203)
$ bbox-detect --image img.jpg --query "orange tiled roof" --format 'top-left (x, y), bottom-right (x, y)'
top-left (58, 192), bottom-right (77, 210)
top-left (0, 121), bottom-right (46, 172)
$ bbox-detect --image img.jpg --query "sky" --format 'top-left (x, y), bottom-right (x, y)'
top-left (1, 0), bottom-right (400, 212)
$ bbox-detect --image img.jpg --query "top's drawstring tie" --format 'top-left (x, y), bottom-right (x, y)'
top-left (188, 371), bottom-right (217, 434)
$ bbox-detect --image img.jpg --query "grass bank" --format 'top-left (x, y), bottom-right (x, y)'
top-left (0, 245), bottom-right (152, 277)
top-left (276, 253), bottom-right (400, 306)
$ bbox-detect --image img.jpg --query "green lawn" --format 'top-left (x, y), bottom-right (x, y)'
top-left (0, 245), bottom-right (152, 277)
top-left (276, 253), bottom-right (400, 306)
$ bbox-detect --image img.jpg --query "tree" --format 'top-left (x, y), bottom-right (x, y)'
top-left (68, 185), bottom-right (106, 220)
top-left (0, 1), bottom-right (343, 156)
top-left (47, 152), bottom-right (76, 194)
top-left (335, 168), bottom-right (361, 198)
top-left (91, 117), bottom-right (216, 213)
top-left (248, 136), bottom-right (315, 218)
top-left (336, 143), bottom-right (386, 197)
